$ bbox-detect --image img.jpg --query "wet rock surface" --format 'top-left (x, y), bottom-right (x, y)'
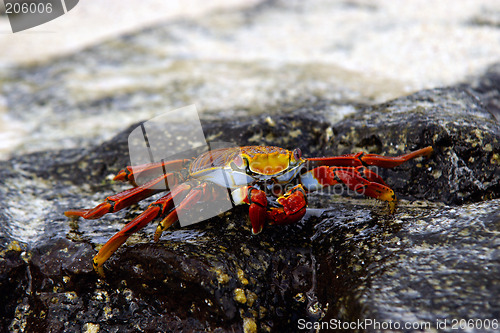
top-left (333, 87), bottom-right (499, 205)
top-left (1, 83), bottom-right (499, 332)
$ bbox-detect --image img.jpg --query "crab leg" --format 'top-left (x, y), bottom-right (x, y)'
top-left (93, 182), bottom-right (193, 277)
top-left (153, 181), bottom-right (214, 241)
top-left (113, 159), bottom-right (191, 186)
top-left (300, 166), bottom-right (396, 202)
top-left (64, 172), bottom-right (183, 220)
top-left (307, 146), bottom-right (433, 168)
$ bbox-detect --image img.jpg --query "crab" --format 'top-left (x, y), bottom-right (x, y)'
top-left (65, 145), bottom-right (433, 276)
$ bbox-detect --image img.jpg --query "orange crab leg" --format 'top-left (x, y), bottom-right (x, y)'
top-left (114, 158), bottom-right (191, 186)
top-left (93, 182), bottom-right (193, 277)
top-left (64, 172), bottom-right (182, 220)
top-left (308, 146), bottom-right (433, 168)
top-left (301, 166), bottom-right (396, 202)
top-left (153, 182), bottom-right (213, 241)
top-left (334, 168), bottom-right (395, 201)
top-left (357, 166), bottom-right (389, 186)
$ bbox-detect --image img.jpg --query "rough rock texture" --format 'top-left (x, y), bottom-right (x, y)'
top-left (333, 87), bottom-right (499, 204)
top-left (1, 2), bottom-right (500, 331)
top-left (1, 84), bottom-right (499, 332)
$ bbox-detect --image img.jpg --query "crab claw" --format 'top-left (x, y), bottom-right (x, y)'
top-left (267, 185), bottom-right (307, 226)
top-left (248, 188), bottom-right (267, 234)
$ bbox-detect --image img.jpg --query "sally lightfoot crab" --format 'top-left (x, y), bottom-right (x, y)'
top-left (65, 145), bottom-right (433, 276)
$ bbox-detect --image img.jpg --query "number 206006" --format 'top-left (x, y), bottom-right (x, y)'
top-left (5, 2), bottom-right (53, 14)
top-left (451, 319), bottom-right (498, 330)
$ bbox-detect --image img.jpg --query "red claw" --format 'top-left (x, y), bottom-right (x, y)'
top-left (268, 185), bottom-right (307, 226)
top-left (248, 188), bottom-right (267, 234)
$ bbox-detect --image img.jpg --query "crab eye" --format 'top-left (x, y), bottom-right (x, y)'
top-left (293, 148), bottom-right (302, 161)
